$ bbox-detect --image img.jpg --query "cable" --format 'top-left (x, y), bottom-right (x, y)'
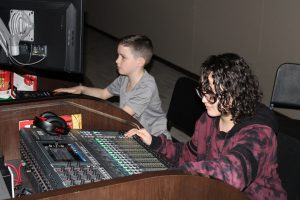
top-left (5, 163), bottom-right (22, 186)
top-left (0, 31), bottom-right (8, 55)
top-left (0, 17), bottom-right (9, 56)
top-left (5, 165), bottom-right (15, 198)
top-left (9, 53), bottom-right (46, 66)
top-left (17, 162), bottom-right (23, 184)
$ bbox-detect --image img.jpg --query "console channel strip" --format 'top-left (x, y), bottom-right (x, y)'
top-left (20, 128), bottom-right (173, 192)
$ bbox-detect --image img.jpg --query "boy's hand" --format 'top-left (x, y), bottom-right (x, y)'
top-left (53, 86), bottom-right (83, 94)
top-left (125, 128), bottom-right (152, 145)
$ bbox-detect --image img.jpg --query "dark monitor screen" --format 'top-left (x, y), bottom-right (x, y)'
top-left (0, 0), bottom-right (83, 74)
top-left (43, 143), bottom-right (84, 162)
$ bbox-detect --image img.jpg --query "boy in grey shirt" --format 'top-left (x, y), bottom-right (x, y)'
top-left (54, 35), bottom-right (171, 139)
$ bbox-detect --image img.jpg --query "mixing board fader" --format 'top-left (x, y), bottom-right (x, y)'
top-left (20, 128), bottom-right (173, 192)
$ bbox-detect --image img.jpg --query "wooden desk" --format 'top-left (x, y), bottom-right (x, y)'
top-left (0, 97), bottom-right (248, 200)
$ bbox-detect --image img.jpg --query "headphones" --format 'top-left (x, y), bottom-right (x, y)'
top-left (33, 111), bottom-right (70, 136)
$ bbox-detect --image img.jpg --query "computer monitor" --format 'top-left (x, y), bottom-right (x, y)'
top-left (0, 0), bottom-right (83, 74)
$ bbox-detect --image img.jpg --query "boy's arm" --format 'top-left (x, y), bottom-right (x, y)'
top-left (82, 86), bottom-right (113, 99)
top-left (122, 105), bottom-right (136, 116)
top-left (54, 85), bottom-right (113, 100)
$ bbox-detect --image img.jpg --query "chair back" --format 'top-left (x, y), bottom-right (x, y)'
top-left (270, 63), bottom-right (300, 199)
top-left (270, 63), bottom-right (300, 109)
top-left (167, 77), bottom-right (205, 137)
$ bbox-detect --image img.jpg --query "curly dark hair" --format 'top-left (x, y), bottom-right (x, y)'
top-left (199, 53), bottom-right (262, 123)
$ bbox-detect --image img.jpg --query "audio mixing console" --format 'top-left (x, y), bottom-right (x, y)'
top-left (20, 128), bottom-right (173, 192)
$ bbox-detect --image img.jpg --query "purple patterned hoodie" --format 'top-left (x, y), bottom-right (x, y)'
top-left (150, 104), bottom-right (287, 200)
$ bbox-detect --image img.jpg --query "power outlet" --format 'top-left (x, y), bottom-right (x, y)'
top-left (32, 45), bottom-right (47, 56)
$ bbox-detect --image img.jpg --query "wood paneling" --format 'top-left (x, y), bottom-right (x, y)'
top-left (0, 97), bottom-right (248, 200)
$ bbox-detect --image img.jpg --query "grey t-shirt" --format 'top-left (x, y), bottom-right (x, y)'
top-left (107, 71), bottom-right (171, 138)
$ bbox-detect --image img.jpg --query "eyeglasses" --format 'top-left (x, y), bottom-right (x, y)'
top-left (195, 86), bottom-right (218, 104)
